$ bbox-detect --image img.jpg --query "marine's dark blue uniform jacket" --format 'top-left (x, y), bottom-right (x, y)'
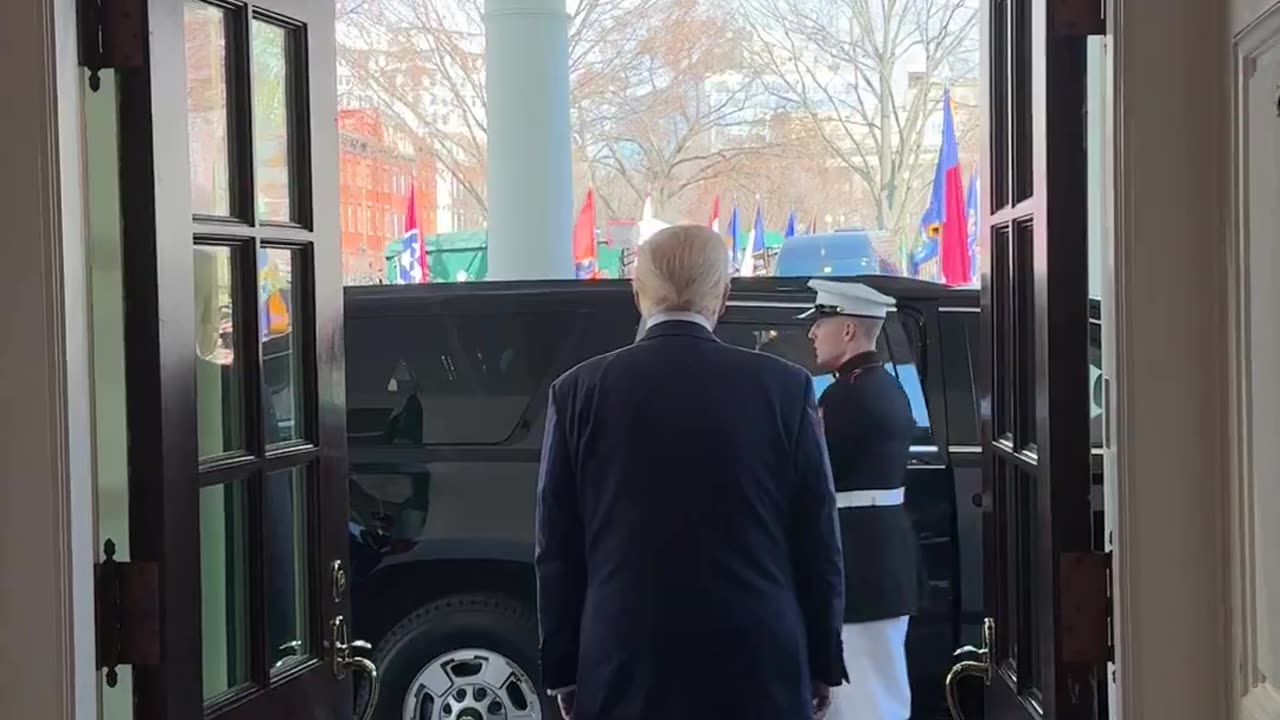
top-left (535, 319), bottom-right (847, 720)
top-left (820, 351), bottom-right (923, 623)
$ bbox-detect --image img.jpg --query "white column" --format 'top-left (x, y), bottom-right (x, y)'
top-left (484, 0), bottom-right (574, 280)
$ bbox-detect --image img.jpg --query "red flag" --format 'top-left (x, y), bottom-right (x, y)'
top-left (405, 183), bottom-right (428, 283)
top-left (573, 189), bottom-right (597, 279)
top-left (709, 195), bottom-right (721, 233)
top-left (393, 182), bottom-right (427, 284)
top-left (939, 164), bottom-right (969, 285)
top-left (928, 90), bottom-right (970, 285)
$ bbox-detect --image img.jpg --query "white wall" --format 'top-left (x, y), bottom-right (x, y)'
top-left (0, 0), bottom-right (96, 717)
top-left (1111, 0), bottom-right (1236, 717)
top-left (1242, 41), bottom-right (1280, 695)
top-left (1233, 3), bottom-right (1280, 718)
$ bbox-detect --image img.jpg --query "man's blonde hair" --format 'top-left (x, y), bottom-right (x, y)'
top-left (632, 224), bottom-right (730, 320)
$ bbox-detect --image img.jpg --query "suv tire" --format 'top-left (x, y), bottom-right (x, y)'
top-left (358, 593), bottom-right (555, 720)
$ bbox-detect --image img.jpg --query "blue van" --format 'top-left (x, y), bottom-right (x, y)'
top-left (774, 229), bottom-right (886, 277)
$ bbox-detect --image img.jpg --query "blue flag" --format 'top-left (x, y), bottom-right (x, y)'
top-left (783, 211), bottom-right (797, 241)
top-left (909, 233), bottom-right (938, 278)
top-left (966, 172), bottom-right (980, 282)
top-left (727, 205), bottom-right (742, 264)
top-left (751, 205), bottom-right (766, 254)
top-left (919, 92), bottom-right (950, 242)
top-left (914, 87), bottom-right (972, 284)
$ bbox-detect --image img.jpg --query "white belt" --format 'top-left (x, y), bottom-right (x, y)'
top-left (835, 487), bottom-right (905, 508)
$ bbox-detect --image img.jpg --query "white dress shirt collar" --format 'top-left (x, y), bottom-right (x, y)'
top-left (643, 311), bottom-right (714, 333)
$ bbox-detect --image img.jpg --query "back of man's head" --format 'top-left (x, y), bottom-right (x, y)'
top-left (632, 224), bottom-right (730, 321)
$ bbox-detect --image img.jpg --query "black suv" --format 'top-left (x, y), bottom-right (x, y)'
top-left (343, 276), bottom-right (1104, 720)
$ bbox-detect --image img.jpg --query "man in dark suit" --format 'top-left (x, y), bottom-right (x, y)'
top-left (536, 225), bottom-right (847, 720)
top-left (800, 279), bottom-right (921, 720)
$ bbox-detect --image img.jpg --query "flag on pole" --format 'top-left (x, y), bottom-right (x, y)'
top-left (909, 232), bottom-right (935, 279)
top-left (709, 196), bottom-right (721, 233)
top-left (920, 88), bottom-right (971, 285)
top-left (642, 193), bottom-right (654, 222)
top-left (808, 214), bottom-right (818, 235)
top-left (751, 204), bottom-right (766, 255)
top-left (727, 204), bottom-right (742, 270)
top-left (742, 204), bottom-right (765, 277)
top-left (395, 183), bottom-right (426, 284)
top-left (966, 171), bottom-right (980, 283)
top-left (784, 211), bottom-right (797, 241)
top-left (573, 188), bottom-right (598, 279)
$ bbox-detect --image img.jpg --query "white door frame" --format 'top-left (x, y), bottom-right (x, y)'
top-left (1228, 3), bottom-right (1280, 719)
top-left (0, 0), bottom-right (96, 717)
top-left (0, 0), bottom-right (1246, 717)
top-left (1110, 0), bottom-right (1239, 718)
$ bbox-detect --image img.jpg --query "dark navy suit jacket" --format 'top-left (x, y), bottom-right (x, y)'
top-left (535, 319), bottom-right (847, 720)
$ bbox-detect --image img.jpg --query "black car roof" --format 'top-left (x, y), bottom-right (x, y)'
top-left (343, 276), bottom-right (978, 315)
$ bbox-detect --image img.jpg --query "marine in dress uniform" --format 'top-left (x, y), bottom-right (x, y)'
top-left (800, 279), bottom-right (922, 720)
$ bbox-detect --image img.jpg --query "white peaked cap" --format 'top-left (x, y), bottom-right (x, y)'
top-left (798, 279), bottom-right (896, 319)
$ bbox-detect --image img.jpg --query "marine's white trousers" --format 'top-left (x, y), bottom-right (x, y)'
top-left (829, 616), bottom-right (911, 720)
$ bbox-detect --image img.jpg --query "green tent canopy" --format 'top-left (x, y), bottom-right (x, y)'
top-left (595, 242), bottom-right (623, 278)
top-left (384, 230), bottom-right (488, 283)
top-left (384, 231), bottom-right (623, 282)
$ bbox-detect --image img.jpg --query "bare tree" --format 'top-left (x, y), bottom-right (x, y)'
top-left (575, 0), bottom-right (783, 220)
top-left (338, 0), bottom-right (488, 215)
top-left (337, 0), bottom-right (661, 224)
top-left (739, 0), bottom-right (979, 246)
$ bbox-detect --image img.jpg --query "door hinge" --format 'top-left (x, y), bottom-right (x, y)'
top-left (95, 539), bottom-right (160, 686)
top-left (77, 0), bottom-right (144, 92)
top-left (1050, 0), bottom-right (1106, 36)
top-left (1058, 550), bottom-right (1112, 664)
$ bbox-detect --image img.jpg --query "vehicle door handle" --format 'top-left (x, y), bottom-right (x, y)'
top-left (944, 617), bottom-right (994, 720)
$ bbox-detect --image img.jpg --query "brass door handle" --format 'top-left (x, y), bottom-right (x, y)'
top-left (944, 618), bottom-right (994, 720)
top-left (330, 615), bottom-right (379, 720)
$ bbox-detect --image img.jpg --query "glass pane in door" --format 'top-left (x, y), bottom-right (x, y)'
top-left (265, 466), bottom-right (311, 674)
top-left (200, 480), bottom-right (251, 700)
top-left (261, 246), bottom-right (305, 444)
top-left (194, 244), bottom-right (246, 457)
top-left (252, 19), bottom-right (295, 223)
top-left (185, 1), bottom-right (234, 217)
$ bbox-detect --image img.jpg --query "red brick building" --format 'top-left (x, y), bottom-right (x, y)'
top-left (338, 109), bottom-right (437, 284)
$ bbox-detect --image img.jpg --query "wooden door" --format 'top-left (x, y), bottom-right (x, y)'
top-left (944, 0), bottom-right (1108, 718)
top-left (100, 0), bottom-right (373, 716)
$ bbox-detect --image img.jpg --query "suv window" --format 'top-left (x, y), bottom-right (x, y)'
top-left (939, 307), bottom-right (1104, 448)
top-left (716, 310), bottom-right (934, 446)
top-left (346, 311), bottom-right (564, 444)
top-left (939, 311), bottom-right (980, 446)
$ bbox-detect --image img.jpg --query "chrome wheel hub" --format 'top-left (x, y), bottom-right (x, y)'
top-left (403, 648), bottom-right (541, 720)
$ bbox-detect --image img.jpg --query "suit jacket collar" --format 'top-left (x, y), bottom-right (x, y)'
top-left (644, 311), bottom-right (713, 332)
top-left (638, 318), bottom-right (721, 343)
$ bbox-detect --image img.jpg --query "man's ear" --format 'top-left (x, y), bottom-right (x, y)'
top-left (843, 318), bottom-right (857, 341)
